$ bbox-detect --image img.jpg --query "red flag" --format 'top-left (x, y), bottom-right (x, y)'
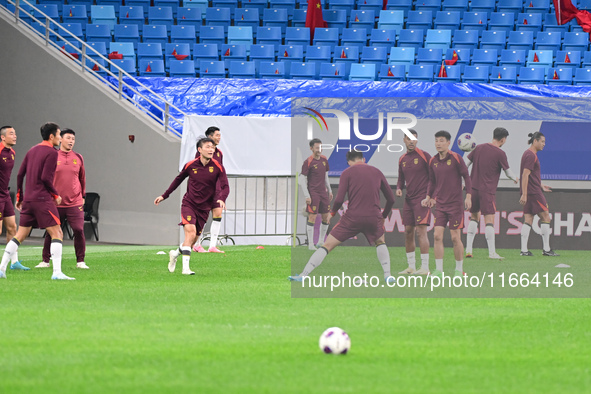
top-left (478, 20), bottom-right (482, 24)
top-left (275, 69), bottom-right (279, 74)
top-left (340, 49), bottom-right (346, 58)
top-left (174, 54), bottom-right (189, 60)
top-left (498, 72), bottom-right (502, 78)
top-left (305, 0), bottom-right (327, 44)
top-left (92, 63), bottom-right (100, 72)
top-left (335, 68), bottom-right (339, 75)
top-left (354, 14), bottom-right (359, 22)
top-left (284, 50), bottom-right (289, 57)
top-left (445, 49), bottom-right (458, 66)
top-left (523, 18), bottom-right (528, 24)
top-left (533, 52), bottom-right (539, 62)
top-left (70, 53), bottom-right (79, 59)
top-left (126, 12), bottom-right (129, 18)
top-left (553, 70), bottom-right (559, 79)
top-left (146, 64), bottom-right (152, 72)
top-left (553, 0), bottom-right (591, 35)
top-left (529, 1), bottom-right (533, 6)
top-left (172, 48), bottom-right (177, 55)
top-left (108, 51), bottom-right (123, 60)
top-left (241, 14), bottom-right (244, 20)
top-left (438, 61), bottom-right (447, 78)
top-left (182, 15), bottom-right (186, 19)
top-left (69, 8), bottom-right (73, 17)
top-left (565, 52), bottom-right (571, 63)
top-left (224, 48), bottom-right (231, 56)
top-left (387, 67), bottom-right (394, 77)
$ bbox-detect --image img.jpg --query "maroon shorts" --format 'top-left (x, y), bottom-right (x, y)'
top-left (523, 193), bottom-right (548, 215)
top-left (307, 192), bottom-right (330, 215)
top-left (0, 194), bottom-right (15, 220)
top-left (434, 204), bottom-right (464, 230)
top-left (402, 197), bottom-right (431, 227)
top-left (19, 200), bottom-right (61, 229)
top-left (470, 188), bottom-right (497, 216)
top-left (330, 214), bottom-right (385, 245)
top-left (179, 203), bottom-right (210, 235)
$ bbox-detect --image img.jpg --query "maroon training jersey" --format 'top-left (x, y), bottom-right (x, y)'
top-left (427, 151), bottom-right (472, 207)
top-left (520, 149), bottom-right (542, 195)
top-left (301, 155), bottom-right (330, 195)
top-left (468, 143), bottom-right (509, 193)
top-left (162, 157), bottom-right (229, 209)
top-left (397, 148), bottom-right (431, 200)
top-left (331, 163), bottom-right (395, 219)
top-left (0, 142), bottom-right (15, 198)
top-left (195, 146), bottom-right (223, 165)
top-left (17, 141), bottom-right (60, 203)
top-left (54, 150), bottom-right (86, 207)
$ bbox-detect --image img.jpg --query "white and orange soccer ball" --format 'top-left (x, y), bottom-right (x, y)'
top-left (457, 133), bottom-right (477, 152)
top-left (319, 327), bottom-right (351, 355)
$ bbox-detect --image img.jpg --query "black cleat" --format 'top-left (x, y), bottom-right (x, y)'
top-left (520, 251), bottom-right (534, 256)
top-left (543, 249), bottom-right (560, 257)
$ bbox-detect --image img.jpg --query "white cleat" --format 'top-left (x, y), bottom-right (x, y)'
top-left (182, 269), bottom-right (195, 275)
top-left (398, 267), bottom-right (416, 274)
top-left (0, 271), bottom-right (6, 279)
top-left (76, 262), bottom-right (90, 269)
top-left (489, 253), bottom-right (505, 260)
top-left (51, 272), bottom-right (75, 280)
top-left (414, 268), bottom-right (430, 275)
top-left (36, 262), bottom-right (51, 268)
top-left (168, 250), bottom-right (178, 273)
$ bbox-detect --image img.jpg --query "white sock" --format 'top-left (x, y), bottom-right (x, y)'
top-left (485, 224), bottom-right (496, 256)
top-left (306, 221), bottom-right (315, 248)
top-left (302, 247), bottom-right (328, 276)
top-left (377, 244), bottom-right (391, 278)
top-left (521, 223), bottom-right (531, 252)
top-left (51, 239), bottom-right (63, 275)
top-left (318, 222), bottom-right (329, 245)
top-left (209, 218), bottom-right (222, 249)
top-left (406, 251), bottom-right (416, 269)
top-left (0, 239), bottom-right (19, 273)
top-left (420, 253), bottom-right (429, 270)
top-left (180, 245), bottom-right (191, 271)
top-left (466, 219), bottom-right (478, 254)
top-left (435, 258), bottom-right (443, 272)
top-left (455, 260), bottom-right (463, 272)
top-left (540, 222), bottom-right (551, 251)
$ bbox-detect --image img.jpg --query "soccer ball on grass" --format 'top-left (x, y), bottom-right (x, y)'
top-left (319, 327), bottom-right (351, 355)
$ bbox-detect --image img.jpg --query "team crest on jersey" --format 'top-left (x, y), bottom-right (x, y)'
top-left (322, 162), bottom-right (326, 166)
top-left (73, 159), bottom-right (77, 165)
top-left (187, 215), bottom-right (192, 221)
top-left (57, 161), bottom-right (61, 165)
top-left (217, 152), bottom-right (220, 157)
top-left (11, 154), bottom-right (13, 160)
top-left (193, 169), bottom-right (198, 174)
top-left (447, 159), bottom-right (451, 166)
top-left (79, 206), bottom-right (83, 211)
top-left (2, 158), bottom-right (5, 162)
top-left (414, 158), bottom-right (418, 165)
top-left (209, 167), bottom-right (214, 173)
top-left (402, 161), bottom-right (406, 167)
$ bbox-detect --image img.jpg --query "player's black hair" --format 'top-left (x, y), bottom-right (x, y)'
top-left (346, 149), bottom-right (364, 162)
top-left (493, 127), bottom-right (509, 141)
top-left (405, 129), bottom-right (418, 138)
top-left (61, 128), bottom-right (75, 137)
top-left (527, 131), bottom-right (544, 145)
top-left (40, 122), bottom-right (60, 141)
top-left (205, 126), bottom-right (220, 137)
top-left (0, 126), bottom-right (13, 136)
top-left (309, 138), bottom-right (322, 147)
top-left (434, 130), bottom-right (451, 141)
top-left (197, 137), bottom-right (215, 149)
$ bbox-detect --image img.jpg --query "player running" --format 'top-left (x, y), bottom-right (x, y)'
top-left (395, 129), bottom-right (432, 275)
top-left (422, 130), bottom-right (472, 278)
top-left (519, 132), bottom-right (559, 257)
top-left (0, 122), bottom-right (74, 280)
top-left (289, 150), bottom-right (395, 283)
top-left (299, 138), bottom-right (333, 250)
top-left (465, 127), bottom-right (518, 260)
top-left (155, 137), bottom-right (229, 275)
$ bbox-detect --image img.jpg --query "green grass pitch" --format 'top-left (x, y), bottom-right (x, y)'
top-left (1, 244), bottom-right (590, 393)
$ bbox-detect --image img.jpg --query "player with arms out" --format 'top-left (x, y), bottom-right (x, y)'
top-left (422, 130), bottom-right (472, 278)
top-left (155, 137), bottom-right (229, 275)
top-left (289, 150), bottom-right (395, 283)
top-left (299, 138), bottom-right (333, 250)
top-left (193, 126), bottom-right (228, 253)
top-left (396, 129), bottom-right (432, 275)
top-left (0, 122), bottom-right (74, 280)
top-left (465, 127), bottom-right (518, 260)
top-left (519, 132), bottom-right (559, 257)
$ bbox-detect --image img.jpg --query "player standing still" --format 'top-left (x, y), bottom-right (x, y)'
top-left (396, 129), bottom-right (432, 275)
top-left (519, 132), bottom-right (559, 257)
top-left (155, 138), bottom-right (229, 275)
top-left (299, 138), bottom-right (333, 250)
top-left (289, 150), bottom-right (395, 283)
top-left (0, 122), bottom-right (74, 280)
top-left (422, 131), bottom-right (472, 278)
top-left (465, 127), bottom-right (518, 260)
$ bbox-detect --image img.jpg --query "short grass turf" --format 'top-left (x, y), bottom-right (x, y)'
top-left (0, 244), bottom-right (590, 393)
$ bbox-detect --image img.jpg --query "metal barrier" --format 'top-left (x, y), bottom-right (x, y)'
top-left (1, 0), bottom-right (186, 137)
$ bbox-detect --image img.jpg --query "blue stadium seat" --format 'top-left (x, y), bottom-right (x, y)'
top-left (462, 65), bottom-right (490, 83)
top-left (480, 30), bottom-right (506, 51)
top-left (341, 28), bottom-right (367, 47)
top-left (257, 27), bottom-right (283, 53)
top-left (85, 57), bottom-right (107, 75)
top-left (378, 63), bottom-right (406, 81)
top-left (138, 43), bottom-right (163, 62)
top-left (37, 4), bottom-right (59, 23)
top-left (407, 64), bottom-right (434, 82)
top-left (285, 27), bottom-right (310, 47)
top-left (259, 61), bottom-right (286, 78)
top-left (377, 10), bottom-right (404, 31)
top-left (515, 13), bottom-right (542, 32)
top-left (139, 59), bottom-right (166, 76)
top-left (289, 62), bottom-right (317, 79)
top-left (278, 44), bottom-right (305, 70)
top-left (471, 48), bottom-right (498, 67)
top-left (406, 10), bottom-right (433, 31)
top-left (385, 0), bottom-right (412, 16)
top-left (425, 29), bottom-right (452, 49)
top-left (361, 46), bottom-right (388, 77)
top-left (63, 5), bottom-right (88, 29)
top-left (517, 66), bottom-right (545, 84)
top-left (389, 46), bottom-right (415, 71)
top-left (109, 42), bottom-right (135, 62)
top-left (177, 7), bottom-right (204, 25)
top-left (583, 51), bottom-right (591, 68)
top-left (155, 0), bottom-right (180, 17)
top-left (205, 7), bottom-right (232, 33)
top-left (349, 63), bottom-right (376, 81)
top-left (328, 0), bottom-right (355, 13)
top-left (417, 47), bottom-right (443, 66)
top-left (545, 67), bottom-right (573, 85)
top-left (488, 12), bottom-right (515, 32)
top-left (415, 0), bottom-right (440, 13)
top-left (183, 0), bottom-right (208, 8)
top-left (312, 28), bottom-right (340, 48)
top-left (446, 48), bottom-right (471, 67)
top-left (496, 0), bottom-right (522, 14)
top-left (442, 0), bottom-right (468, 15)
top-left (334, 45), bottom-right (360, 74)
top-left (542, 12), bottom-right (569, 33)
top-left (110, 58), bottom-right (136, 75)
top-left (125, 0), bottom-right (150, 16)
top-left (199, 60), bottom-right (225, 77)
top-left (319, 62), bottom-right (347, 79)
top-left (306, 46), bottom-right (332, 74)
top-left (349, 10), bottom-right (375, 32)
top-left (490, 65), bottom-right (517, 84)
top-left (461, 11), bottom-right (488, 33)
top-left (526, 50), bottom-right (553, 70)
top-left (229, 60), bottom-right (256, 78)
top-left (452, 30), bottom-right (479, 49)
top-left (91, 5), bottom-right (116, 30)
top-left (357, 0), bottom-right (383, 14)
top-left (200, 26), bottom-right (225, 49)
top-left (169, 59), bottom-right (196, 77)
top-left (222, 44), bottom-right (248, 68)
top-left (499, 49), bottom-right (526, 67)
top-left (194, 43), bottom-right (220, 71)
top-left (239, 0), bottom-right (267, 12)
top-left (324, 9), bottom-right (347, 30)
top-left (250, 44), bottom-right (276, 69)
top-left (269, 0), bottom-right (296, 19)
top-left (563, 32), bottom-right (590, 52)
top-left (434, 64), bottom-right (461, 83)
top-left (234, 8), bottom-right (260, 32)
top-left (60, 23), bottom-right (85, 43)
top-left (526, 0), bottom-right (550, 14)
top-left (87, 41), bottom-right (108, 59)
top-left (119, 6), bottom-right (145, 32)
top-left (263, 8), bottom-right (289, 35)
top-left (535, 32), bottom-right (562, 51)
top-left (165, 43), bottom-right (191, 71)
top-left (434, 11), bottom-right (461, 31)
top-left (555, 50), bottom-right (581, 68)
top-left (292, 9), bottom-right (307, 27)
top-left (143, 25), bottom-right (169, 47)
top-left (469, 0), bottom-right (494, 13)
top-left (573, 68), bottom-right (591, 85)
top-left (171, 25), bottom-right (197, 46)
top-left (369, 29), bottom-right (397, 48)
top-left (212, 0), bottom-right (239, 14)
top-left (398, 29), bottom-right (425, 50)
top-left (228, 26), bottom-right (254, 47)
top-left (114, 25), bottom-right (140, 49)
top-left (507, 31), bottom-right (534, 51)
